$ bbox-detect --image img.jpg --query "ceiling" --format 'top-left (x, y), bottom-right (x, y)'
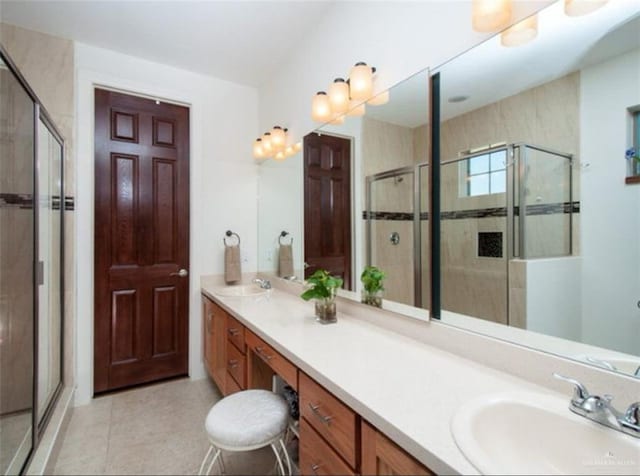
top-left (363, 0), bottom-right (640, 128)
top-left (0, 0), bottom-right (335, 87)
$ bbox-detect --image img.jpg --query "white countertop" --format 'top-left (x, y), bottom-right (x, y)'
top-left (201, 278), bottom-right (566, 475)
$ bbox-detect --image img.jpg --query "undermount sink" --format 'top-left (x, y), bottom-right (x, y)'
top-left (451, 392), bottom-right (640, 475)
top-left (212, 284), bottom-right (270, 297)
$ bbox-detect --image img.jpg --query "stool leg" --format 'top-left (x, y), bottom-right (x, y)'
top-left (270, 443), bottom-right (286, 476)
top-left (204, 448), bottom-right (222, 476)
top-left (198, 446), bottom-right (214, 475)
top-left (278, 438), bottom-right (292, 476)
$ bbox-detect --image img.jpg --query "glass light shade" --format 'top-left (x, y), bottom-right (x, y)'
top-left (252, 138), bottom-right (265, 159)
top-left (294, 142), bottom-right (302, 152)
top-left (367, 90), bottom-right (390, 106)
top-left (347, 101), bottom-right (366, 117)
top-left (273, 150), bottom-right (286, 161)
top-left (564, 0), bottom-right (608, 16)
top-left (330, 115), bottom-right (345, 125)
top-left (261, 132), bottom-right (273, 154)
top-left (311, 91), bottom-right (332, 123)
top-left (500, 15), bottom-right (538, 47)
top-left (328, 78), bottom-right (350, 115)
top-left (270, 126), bottom-right (286, 150)
top-left (472, 0), bottom-right (512, 32)
top-left (284, 145), bottom-right (295, 157)
top-left (349, 62), bottom-right (374, 101)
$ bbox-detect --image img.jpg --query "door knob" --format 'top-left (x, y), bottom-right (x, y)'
top-left (171, 268), bottom-right (188, 277)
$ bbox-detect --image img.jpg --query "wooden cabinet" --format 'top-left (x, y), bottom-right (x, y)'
top-left (299, 417), bottom-right (355, 476)
top-left (361, 421), bottom-right (433, 476)
top-left (202, 295), bottom-right (247, 396)
top-left (246, 329), bottom-right (297, 391)
top-left (299, 372), bottom-right (357, 469)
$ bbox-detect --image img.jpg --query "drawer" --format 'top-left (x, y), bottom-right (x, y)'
top-left (299, 417), bottom-right (355, 476)
top-left (299, 372), bottom-right (357, 468)
top-left (226, 314), bottom-right (245, 353)
top-left (246, 330), bottom-right (297, 390)
top-left (227, 341), bottom-right (246, 388)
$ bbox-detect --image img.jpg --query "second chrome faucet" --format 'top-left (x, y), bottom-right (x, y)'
top-left (553, 373), bottom-right (640, 439)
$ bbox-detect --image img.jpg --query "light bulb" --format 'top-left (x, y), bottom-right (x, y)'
top-left (311, 91), bottom-right (332, 123)
top-left (472, 0), bottom-right (512, 32)
top-left (347, 101), bottom-right (366, 117)
top-left (328, 78), bottom-right (350, 115)
top-left (274, 150), bottom-right (286, 161)
top-left (261, 132), bottom-right (273, 155)
top-left (564, 0), bottom-right (608, 16)
top-left (284, 145), bottom-right (295, 157)
top-left (349, 62), bottom-right (374, 101)
top-left (294, 142), bottom-right (302, 153)
top-left (501, 15), bottom-right (537, 47)
top-left (330, 115), bottom-right (345, 125)
top-left (252, 138), bottom-right (265, 158)
top-left (270, 126), bottom-right (286, 151)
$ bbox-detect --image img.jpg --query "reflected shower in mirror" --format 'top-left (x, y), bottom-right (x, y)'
top-left (435, 0), bottom-right (640, 376)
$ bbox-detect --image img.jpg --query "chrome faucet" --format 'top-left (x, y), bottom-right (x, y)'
top-left (252, 278), bottom-right (272, 290)
top-left (553, 373), bottom-right (640, 438)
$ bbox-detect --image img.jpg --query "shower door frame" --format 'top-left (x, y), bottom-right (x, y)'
top-left (365, 163), bottom-right (426, 308)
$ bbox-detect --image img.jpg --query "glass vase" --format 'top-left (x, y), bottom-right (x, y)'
top-left (315, 294), bottom-right (337, 324)
top-left (361, 289), bottom-right (383, 308)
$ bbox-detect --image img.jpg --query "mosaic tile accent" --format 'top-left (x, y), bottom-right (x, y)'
top-left (363, 201), bottom-right (580, 221)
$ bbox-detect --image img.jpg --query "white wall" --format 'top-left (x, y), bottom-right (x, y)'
top-left (257, 1), bottom-right (552, 143)
top-left (580, 48), bottom-right (640, 355)
top-left (75, 43), bottom-right (258, 405)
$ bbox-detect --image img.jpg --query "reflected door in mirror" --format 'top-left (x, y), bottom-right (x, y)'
top-left (304, 133), bottom-right (352, 289)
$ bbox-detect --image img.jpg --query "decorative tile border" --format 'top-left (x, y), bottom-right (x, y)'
top-left (0, 193), bottom-right (75, 211)
top-left (363, 201), bottom-right (580, 221)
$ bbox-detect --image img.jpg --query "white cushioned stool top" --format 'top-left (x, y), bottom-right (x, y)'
top-left (205, 390), bottom-right (289, 450)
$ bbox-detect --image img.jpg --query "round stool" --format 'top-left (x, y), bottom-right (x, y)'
top-left (198, 389), bottom-right (292, 476)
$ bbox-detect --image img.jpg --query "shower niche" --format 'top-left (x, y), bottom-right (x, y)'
top-left (0, 46), bottom-right (65, 474)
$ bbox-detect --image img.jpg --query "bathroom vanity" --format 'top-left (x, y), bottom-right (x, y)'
top-left (199, 277), bottom-right (640, 475)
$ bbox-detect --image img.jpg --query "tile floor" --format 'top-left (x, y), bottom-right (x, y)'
top-left (53, 378), bottom-right (278, 475)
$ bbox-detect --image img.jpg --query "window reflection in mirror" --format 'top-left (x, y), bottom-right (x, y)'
top-left (434, 0), bottom-right (640, 377)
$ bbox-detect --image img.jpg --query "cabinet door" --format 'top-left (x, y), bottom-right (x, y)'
top-left (361, 421), bottom-right (433, 476)
top-left (202, 297), bottom-right (215, 378)
top-left (211, 301), bottom-right (227, 394)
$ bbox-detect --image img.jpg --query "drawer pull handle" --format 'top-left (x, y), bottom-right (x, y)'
top-left (206, 313), bottom-right (213, 333)
top-left (308, 403), bottom-right (333, 425)
top-left (228, 328), bottom-right (240, 336)
top-left (255, 346), bottom-right (273, 361)
top-left (228, 359), bottom-right (239, 369)
top-left (310, 463), bottom-right (321, 475)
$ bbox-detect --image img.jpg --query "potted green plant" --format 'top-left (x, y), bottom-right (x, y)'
top-left (360, 265), bottom-right (386, 308)
top-left (300, 269), bottom-right (343, 323)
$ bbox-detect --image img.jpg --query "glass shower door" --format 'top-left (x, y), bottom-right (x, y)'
top-left (0, 55), bottom-right (35, 475)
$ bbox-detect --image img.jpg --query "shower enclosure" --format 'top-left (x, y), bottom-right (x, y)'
top-left (1, 47), bottom-right (65, 474)
top-left (365, 143), bottom-right (573, 323)
top-left (365, 162), bottom-right (430, 309)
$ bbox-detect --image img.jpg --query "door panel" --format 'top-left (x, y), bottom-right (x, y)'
top-left (95, 89), bottom-right (189, 393)
top-left (303, 133), bottom-right (352, 289)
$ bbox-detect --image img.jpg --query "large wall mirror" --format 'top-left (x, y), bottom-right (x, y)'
top-left (258, 68), bottom-right (431, 320)
top-left (433, 0), bottom-right (640, 378)
top-left (258, 0), bottom-right (640, 378)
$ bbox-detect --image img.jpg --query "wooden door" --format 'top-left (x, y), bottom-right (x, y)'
top-left (303, 133), bottom-right (352, 289)
top-left (94, 89), bottom-right (189, 393)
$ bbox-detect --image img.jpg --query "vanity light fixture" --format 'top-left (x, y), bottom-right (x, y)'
top-left (312, 91), bottom-right (332, 123)
top-left (273, 150), bottom-right (286, 161)
top-left (347, 100), bottom-right (366, 117)
top-left (254, 127), bottom-right (300, 161)
top-left (328, 78), bottom-right (350, 115)
top-left (261, 131), bottom-right (273, 154)
top-left (501, 14), bottom-right (538, 47)
top-left (349, 62), bottom-right (375, 101)
top-left (330, 115), bottom-right (345, 125)
top-left (472, 0), bottom-right (512, 32)
top-left (564, 0), bottom-right (608, 16)
top-left (294, 142), bottom-right (302, 153)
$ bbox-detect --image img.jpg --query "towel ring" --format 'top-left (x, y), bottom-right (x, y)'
top-left (223, 230), bottom-right (240, 246)
top-left (278, 231), bottom-right (293, 246)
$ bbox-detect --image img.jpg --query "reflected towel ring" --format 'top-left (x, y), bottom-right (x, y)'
top-left (278, 231), bottom-right (293, 246)
top-left (223, 230), bottom-right (241, 247)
